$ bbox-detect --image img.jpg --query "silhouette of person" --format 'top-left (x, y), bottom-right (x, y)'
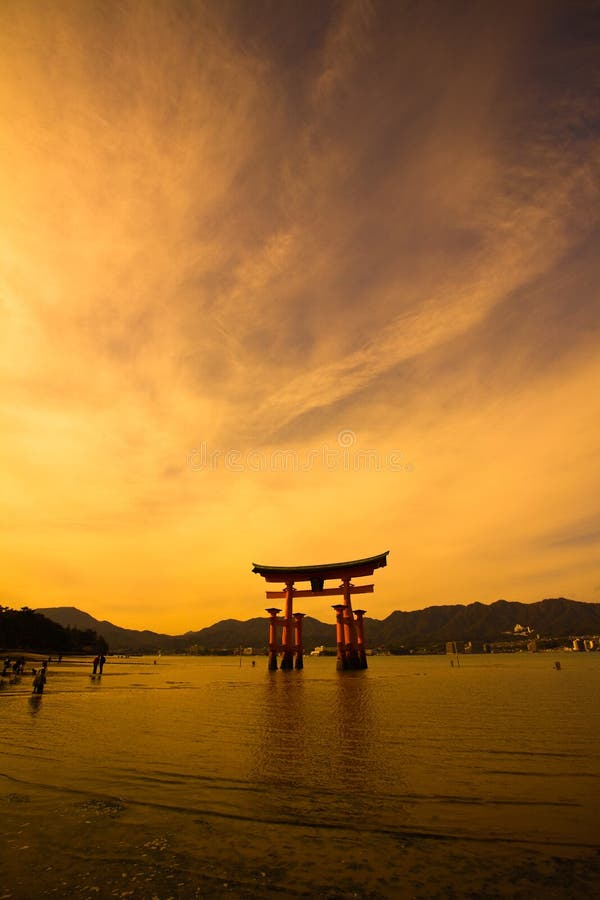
top-left (98, 654), bottom-right (106, 674)
top-left (92, 656), bottom-right (99, 675)
top-left (32, 662), bottom-right (47, 694)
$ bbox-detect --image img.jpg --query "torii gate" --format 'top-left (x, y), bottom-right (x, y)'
top-left (252, 551), bottom-right (389, 671)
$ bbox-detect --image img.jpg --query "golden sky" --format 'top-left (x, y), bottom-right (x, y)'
top-left (1, 0), bottom-right (599, 633)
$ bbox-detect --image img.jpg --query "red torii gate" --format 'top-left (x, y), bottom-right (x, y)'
top-left (252, 551), bottom-right (389, 671)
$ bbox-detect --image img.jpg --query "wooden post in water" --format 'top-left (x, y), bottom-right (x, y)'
top-left (280, 582), bottom-right (295, 670)
top-left (294, 612), bottom-right (305, 670)
top-left (332, 604), bottom-right (347, 670)
top-left (341, 578), bottom-right (361, 669)
top-left (265, 608), bottom-right (281, 671)
top-left (354, 609), bottom-right (368, 669)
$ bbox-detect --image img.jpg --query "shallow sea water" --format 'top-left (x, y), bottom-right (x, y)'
top-left (1, 653), bottom-right (599, 898)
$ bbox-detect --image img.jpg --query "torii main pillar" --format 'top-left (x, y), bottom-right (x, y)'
top-left (252, 552), bottom-right (389, 671)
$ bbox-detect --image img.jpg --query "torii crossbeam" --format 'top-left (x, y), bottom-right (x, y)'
top-left (252, 552), bottom-right (389, 671)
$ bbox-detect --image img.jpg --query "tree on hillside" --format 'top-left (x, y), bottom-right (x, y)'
top-left (0, 606), bottom-right (108, 653)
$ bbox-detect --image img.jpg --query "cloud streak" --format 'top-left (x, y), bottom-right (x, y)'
top-left (0, 0), bottom-right (598, 629)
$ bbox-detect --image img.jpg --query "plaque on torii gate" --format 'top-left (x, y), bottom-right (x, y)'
top-left (252, 551), bottom-right (389, 671)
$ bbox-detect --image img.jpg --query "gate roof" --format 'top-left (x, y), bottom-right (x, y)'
top-left (252, 551), bottom-right (389, 583)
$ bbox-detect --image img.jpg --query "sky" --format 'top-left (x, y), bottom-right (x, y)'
top-left (1, 0), bottom-right (599, 633)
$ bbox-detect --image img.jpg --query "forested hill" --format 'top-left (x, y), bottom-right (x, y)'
top-left (0, 606), bottom-right (108, 653)
top-left (34, 597), bottom-right (600, 652)
top-left (365, 597), bottom-right (600, 646)
top-left (35, 606), bottom-right (187, 653)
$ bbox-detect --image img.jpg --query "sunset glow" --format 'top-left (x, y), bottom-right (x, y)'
top-left (1, 0), bottom-right (598, 632)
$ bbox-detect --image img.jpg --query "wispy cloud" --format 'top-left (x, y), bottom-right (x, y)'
top-left (0, 0), bottom-right (598, 629)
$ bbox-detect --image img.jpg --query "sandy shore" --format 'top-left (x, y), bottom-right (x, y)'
top-left (2, 787), bottom-right (600, 899)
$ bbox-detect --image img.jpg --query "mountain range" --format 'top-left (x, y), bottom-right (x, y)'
top-left (35, 597), bottom-right (600, 652)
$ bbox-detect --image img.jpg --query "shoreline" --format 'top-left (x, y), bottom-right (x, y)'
top-left (4, 782), bottom-right (600, 899)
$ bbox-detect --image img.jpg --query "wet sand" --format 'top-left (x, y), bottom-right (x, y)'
top-left (3, 786), bottom-right (600, 899)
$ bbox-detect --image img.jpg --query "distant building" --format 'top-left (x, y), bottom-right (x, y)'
top-left (446, 641), bottom-right (464, 654)
top-left (513, 623), bottom-right (533, 635)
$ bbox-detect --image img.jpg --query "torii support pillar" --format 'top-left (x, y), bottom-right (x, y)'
top-left (342, 578), bottom-right (361, 669)
top-left (280, 582), bottom-right (295, 671)
top-left (354, 609), bottom-right (368, 669)
top-left (294, 612), bottom-right (305, 670)
top-left (266, 607), bottom-right (281, 671)
top-left (333, 604), bottom-right (347, 670)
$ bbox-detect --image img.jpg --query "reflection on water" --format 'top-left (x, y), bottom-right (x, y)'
top-left (1, 656), bottom-right (599, 829)
top-left (1, 653), bottom-right (599, 886)
top-left (257, 673), bottom-right (310, 778)
top-left (28, 694), bottom-right (42, 716)
top-left (331, 671), bottom-right (376, 791)
top-left (254, 669), bottom-right (382, 827)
